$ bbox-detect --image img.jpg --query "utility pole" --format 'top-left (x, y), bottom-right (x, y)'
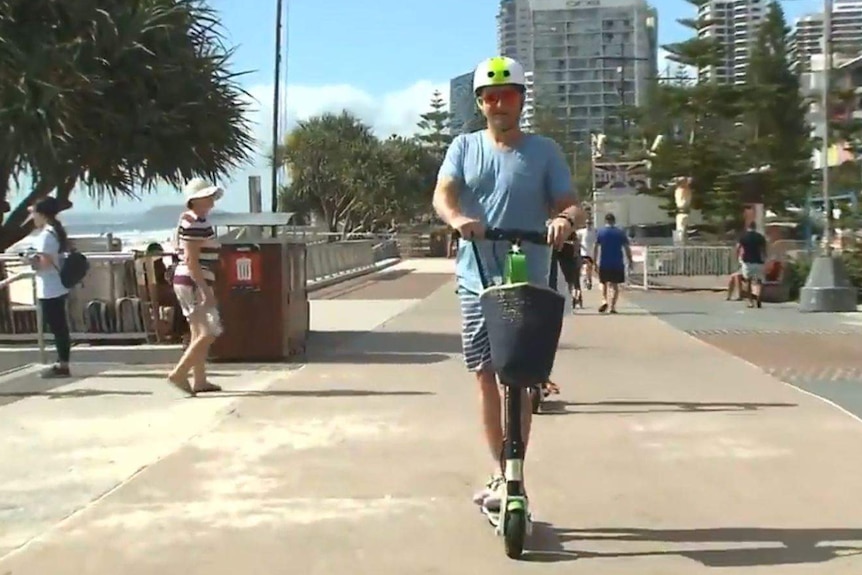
top-left (596, 40), bottom-right (649, 151)
top-left (799, 0), bottom-right (857, 312)
top-left (821, 0), bottom-right (832, 255)
top-left (271, 0), bottom-right (284, 216)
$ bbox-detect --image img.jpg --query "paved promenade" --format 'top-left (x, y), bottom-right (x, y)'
top-left (2, 259), bottom-right (862, 574)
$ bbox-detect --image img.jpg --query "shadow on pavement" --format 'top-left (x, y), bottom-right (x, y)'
top-left (529, 526), bottom-right (862, 567)
top-left (0, 388), bottom-right (151, 400)
top-left (645, 310), bottom-right (709, 316)
top-left (525, 522), bottom-right (580, 562)
top-left (539, 399), bottom-right (797, 415)
top-left (197, 389), bottom-right (434, 399)
top-left (94, 371), bottom-right (267, 379)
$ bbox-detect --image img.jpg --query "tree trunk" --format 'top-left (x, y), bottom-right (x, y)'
top-left (0, 178), bottom-right (75, 252)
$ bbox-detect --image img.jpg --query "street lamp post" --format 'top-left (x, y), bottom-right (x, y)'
top-left (799, 0), bottom-right (857, 312)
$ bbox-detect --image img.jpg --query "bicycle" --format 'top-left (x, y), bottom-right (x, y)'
top-left (464, 227), bottom-right (566, 559)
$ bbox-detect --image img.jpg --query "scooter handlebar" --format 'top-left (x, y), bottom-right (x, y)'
top-left (453, 228), bottom-right (548, 245)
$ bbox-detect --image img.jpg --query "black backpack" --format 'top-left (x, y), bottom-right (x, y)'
top-left (59, 250), bottom-right (89, 288)
top-left (48, 230), bottom-right (90, 288)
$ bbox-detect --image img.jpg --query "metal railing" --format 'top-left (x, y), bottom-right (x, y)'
top-left (305, 239), bottom-right (400, 288)
top-left (627, 245), bottom-right (738, 291)
top-left (0, 239), bottom-right (403, 352)
top-left (0, 252), bottom-right (138, 360)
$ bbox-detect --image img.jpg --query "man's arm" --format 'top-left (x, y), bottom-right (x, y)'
top-left (592, 232), bottom-right (600, 265)
top-left (432, 136), bottom-right (466, 227)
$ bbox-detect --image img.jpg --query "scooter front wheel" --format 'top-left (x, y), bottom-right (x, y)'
top-left (504, 508), bottom-right (528, 559)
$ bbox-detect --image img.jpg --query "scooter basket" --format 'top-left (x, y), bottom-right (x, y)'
top-left (479, 282), bottom-right (565, 387)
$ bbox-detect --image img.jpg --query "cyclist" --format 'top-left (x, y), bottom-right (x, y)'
top-left (431, 56), bottom-right (583, 514)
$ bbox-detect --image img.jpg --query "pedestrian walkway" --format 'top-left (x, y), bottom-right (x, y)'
top-left (2, 262), bottom-right (862, 574)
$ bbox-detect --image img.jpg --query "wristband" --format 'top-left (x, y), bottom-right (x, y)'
top-left (555, 214), bottom-right (575, 227)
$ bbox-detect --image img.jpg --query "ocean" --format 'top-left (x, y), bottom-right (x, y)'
top-left (8, 204), bottom-right (215, 253)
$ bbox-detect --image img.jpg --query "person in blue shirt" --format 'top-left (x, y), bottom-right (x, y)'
top-left (593, 212), bottom-right (632, 314)
top-left (432, 56), bottom-right (583, 513)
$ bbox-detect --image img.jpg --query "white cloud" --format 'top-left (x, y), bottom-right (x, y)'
top-left (65, 79), bottom-right (448, 212)
top-left (211, 79), bottom-right (448, 211)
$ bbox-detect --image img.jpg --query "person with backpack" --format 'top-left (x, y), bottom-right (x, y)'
top-left (25, 196), bottom-right (78, 378)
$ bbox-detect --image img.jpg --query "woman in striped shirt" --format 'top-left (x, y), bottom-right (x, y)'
top-left (167, 178), bottom-right (224, 395)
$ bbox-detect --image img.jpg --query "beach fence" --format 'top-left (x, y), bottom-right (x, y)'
top-left (0, 236), bottom-right (401, 352)
top-left (627, 245), bottom-right (737, 291)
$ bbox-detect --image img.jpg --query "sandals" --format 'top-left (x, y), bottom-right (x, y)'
top-left (193, 381), bottom-right (222, 393)
top-left (542, 381), bottom-right (560, 397)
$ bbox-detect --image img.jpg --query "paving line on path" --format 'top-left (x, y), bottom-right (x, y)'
top-left (0, 363), bottom-right (43, 384)
top-left (622, 294), bottom-right (862, 429)
top-left (0, 364), bottom-right (307, 564)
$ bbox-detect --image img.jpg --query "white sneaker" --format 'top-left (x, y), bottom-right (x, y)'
top-left (472, 474), bottom-right (504, 507)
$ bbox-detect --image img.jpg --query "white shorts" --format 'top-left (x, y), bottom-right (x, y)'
top-left (173, 285), bottom-right (223, 336)
top-left (174, 284), bottom-right (206, 318)
top-left (740, 262), bottom-right (764, 281)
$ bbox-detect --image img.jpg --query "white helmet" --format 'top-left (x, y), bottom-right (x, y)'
top-left (473, 57), bottom-right (527, 93)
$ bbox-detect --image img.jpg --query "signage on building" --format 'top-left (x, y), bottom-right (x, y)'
top-left (593, 161), bottom-right (650, 194)
top-left (566, 0), bottom-right (599, 6)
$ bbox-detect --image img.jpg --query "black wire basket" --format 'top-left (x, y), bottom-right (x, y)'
top-left (479, 283), bottom-right (565, 387)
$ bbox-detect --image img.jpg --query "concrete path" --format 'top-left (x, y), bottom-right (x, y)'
top-left (3, 260), bottom-right (862, 573)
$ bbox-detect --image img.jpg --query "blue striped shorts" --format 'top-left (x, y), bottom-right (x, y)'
top-left (458, 288), bottom-right (492, 372)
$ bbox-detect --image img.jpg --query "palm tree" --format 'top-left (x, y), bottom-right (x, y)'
top-left (0, 0), bottom-right (254, 250)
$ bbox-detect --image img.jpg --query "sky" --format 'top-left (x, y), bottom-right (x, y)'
top-left (23, 0), bottom-right (824, 215)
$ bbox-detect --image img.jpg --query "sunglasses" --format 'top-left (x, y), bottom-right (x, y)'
top-left (477, 89), bottom-right (521, 106)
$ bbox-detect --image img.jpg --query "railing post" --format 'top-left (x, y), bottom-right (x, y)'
top-left (643, 245), bottom-right (649, 290)
top-left (32, 275), bottom-right (46, 365)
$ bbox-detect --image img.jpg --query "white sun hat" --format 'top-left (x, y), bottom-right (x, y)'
top-left (183, 177), bottom-right (223, 208)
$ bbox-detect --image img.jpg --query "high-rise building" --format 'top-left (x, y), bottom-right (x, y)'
top-left (696, 0), bottom-right (766, 84)
top-left (525, 0), bottom-right (658, 145)
top-left (449, 72), bottom-right (483, 134)
top-left (730, 0), bottom-right (767, 84)
top-left (790, 0), bottom-right (862, 72)
top-left (697, 0), bottom-right (734, 84)
top-left (521, 71), bottom-right (536, 131)
top-left (497, 0), bottom-right (533, 68)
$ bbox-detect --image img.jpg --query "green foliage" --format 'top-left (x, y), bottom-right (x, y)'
top-left (529, 97), bottom-right (592, 194)
top-left (632, 0), bottom-right (812, 228)
top-left (0, 0), bottom-right (254, 250)
top-left (743, 2), bottom-right (813, 210)
top-left (415, 90), bottom-right (453, 158)
top-left (277, 112), bottom-right (438, 234)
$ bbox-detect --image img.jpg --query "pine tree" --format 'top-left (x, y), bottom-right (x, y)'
top-left (635, 0), bottom-right (750, 215)
top-left (415, 90), bottom-right (453, 158)
top-left (744, 1), bottom-right (812, 212)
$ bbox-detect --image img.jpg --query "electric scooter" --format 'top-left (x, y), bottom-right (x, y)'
top-left (469, 228), bottom-right (565, 559)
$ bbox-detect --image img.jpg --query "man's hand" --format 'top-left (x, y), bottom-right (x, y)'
top-left (451, 216), bottom-right (485, 240)
top-left (547, 216), bottom-right (573, 249)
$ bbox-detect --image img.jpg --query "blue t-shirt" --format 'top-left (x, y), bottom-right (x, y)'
top-left (596, 225), bottom-right (629, 271)
top-left (438, 131), bottom-right (575, 294)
